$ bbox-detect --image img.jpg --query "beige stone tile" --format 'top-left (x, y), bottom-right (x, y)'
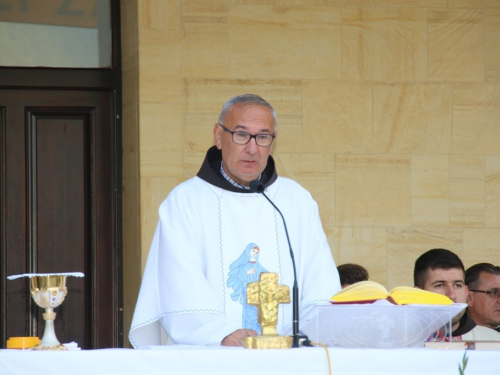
top-left (122, 177), bottom-right (141, 346)
top-left (342, 8), bottom-right (427, 81)
top-left (226, 0), bottom-right (276, 4)
top-left (449, 178), bottom-right (486, 227)
top-left (373, 83), bottom-right (452, 154)
top-left (411, 155), bottom-right (449, 227)
top-left (276, 0), bottom-right (341, 4)
top-left (449, 155), bottom-right (485, 179)
top-left (463, 228), bottom-right (500, 267)
top-left (183, 150), bottom-right (207, 180)
top-left (122, 149), bottom-right (139, 184)
top-left (335, 155), bottom-right (411, 227)
top-left (182, 0), bottom-right (228, 4)
top-left (263, 92), bottom-right (302, 155)
top-left (355, 227), bottom-right (386, 264)
top-left (447, 0), bottom-right (500, 8)
top-left (453, 83), bottom-right (500, 154)
top-left (302, 81), bottom-right (372, 154)
top-left (140, 177), bottom-right (184, 269)
top-left (327, 227), bottom-right (387, 285)
top-left (139, 29), bottom-right (183, 103)
top-left (367, 268), bottom-right (389, 288)
top-left (486, 10), bottom-right (500, 81)
top-left (139, 0), bottom-right (180, 31)
top-left (323, 227), bottom-right (336, 261)
top-left (354, 227), bottom-right (387, 286)
top-left (182, 4), bottom-right (229, 78)
top-left (486, 156), bottom-right (500, 227)
top-left (271, 123), bottom-right (302, 154)
top-left (448, 153), bottom-right (486, 228)
top-left (428, 9), bottom-right (484, 81)
top-left (122, 83), bottom-right (138, 118)
top-left (182, 2), bottom-right (227, 15)
top-left (183, 118), bottom-right (218, 155)
top-left (379, 0), bottom-right (446, 6)
top-left (328, 227), bottom-right (356, 265)
top-left (386, 228), bottom-right (463, 289)
top-left (185, 79), bottom-right (302, 153)
top-left (228, 6), bottom-right (341, 79)
top-left (123, 181), bottom-right (140, 243)
top-left (139, 102), bottom-right (183, 177)
top-left (276, 153), bottom-right (335, 226)
top-left (122, 107), bottom-right (139, 155)
top-left (337, 0), bottom-right (380, 5)
top-left (121, 0), bottom-right (139, 65)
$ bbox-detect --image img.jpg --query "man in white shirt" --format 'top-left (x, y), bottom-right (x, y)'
top-left (466, 263), bottom-right (500, 333)
top-left (129, 94), bottom-right (341, 348)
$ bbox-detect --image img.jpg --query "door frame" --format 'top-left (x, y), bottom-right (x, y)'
top-left (0, 0), bottom-right (123, 348)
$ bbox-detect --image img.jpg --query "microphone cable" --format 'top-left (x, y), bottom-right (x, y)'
top-left (309, 341), bottom-right (332, 375)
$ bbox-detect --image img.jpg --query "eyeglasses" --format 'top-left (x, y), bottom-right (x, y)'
top-left (469, 289), bottom-right (500, 299)
top-left (219, 123), bottom-right (275, 147)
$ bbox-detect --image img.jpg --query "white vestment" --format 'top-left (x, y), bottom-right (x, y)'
top-left (462, 325), bottom-right (500, 341)
top-left (129, 176), bottom-right (340, 348)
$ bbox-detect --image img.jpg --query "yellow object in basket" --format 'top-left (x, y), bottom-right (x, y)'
top-left (6, 337), bottom-right (40, 349)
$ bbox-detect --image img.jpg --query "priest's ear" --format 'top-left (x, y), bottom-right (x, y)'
top-left (214, 123), bottom-right (222, 150)
top-left (466, 287), bottom-right (474, 307)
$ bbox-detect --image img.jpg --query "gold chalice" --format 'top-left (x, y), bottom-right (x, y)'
top-left (30, 275), bottom-right (68, 350)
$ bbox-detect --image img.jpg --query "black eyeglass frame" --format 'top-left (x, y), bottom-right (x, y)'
top-left (469, 289), bottom-right (500, 299)
top-left (218, 123), bottom-right (275, 147)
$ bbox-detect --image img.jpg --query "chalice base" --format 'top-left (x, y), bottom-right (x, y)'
top-left (31, 318), bottom-right (67, 350)
top-left (243, 335), bottom-right (293, 349)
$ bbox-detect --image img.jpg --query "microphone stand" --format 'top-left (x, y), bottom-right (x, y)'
top-left (250, 181), bottom-right (311, 348)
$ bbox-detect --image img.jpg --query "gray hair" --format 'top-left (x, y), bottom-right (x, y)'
top-left (466, 263), bottom-right (500, 290)
top-left (218, 94), bottom-right (277, 131)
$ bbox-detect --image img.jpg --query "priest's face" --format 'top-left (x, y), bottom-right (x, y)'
top-left (467, 272), bottom-right (500, 330)
top-left (214, 103), bottom-right (275, 187)
top-left (422, 268), bottom-right (468, 326)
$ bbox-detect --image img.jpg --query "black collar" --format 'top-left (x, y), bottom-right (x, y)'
top-left (452, 312), bottom-right (477, 337)
top-left (197, 146), bottom-right (278, 193)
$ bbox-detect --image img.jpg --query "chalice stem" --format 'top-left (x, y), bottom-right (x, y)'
top-left (40, 308), bottom-right (61, 347)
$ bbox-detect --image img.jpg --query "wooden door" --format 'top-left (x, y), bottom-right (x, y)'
top-left (0, 0), bottom-right (122, 349)
top-left (0, 88), bottom-right (121, 349)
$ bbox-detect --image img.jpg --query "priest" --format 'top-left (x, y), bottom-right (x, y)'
top-left (129, 94), bottom-right (341, 348)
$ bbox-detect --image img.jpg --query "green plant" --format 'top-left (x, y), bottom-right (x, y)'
top-left (458, 351), bottom-right (469, 375)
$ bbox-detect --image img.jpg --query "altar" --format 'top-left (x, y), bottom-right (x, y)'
top-left (1, 346), bottom-right (499, 375)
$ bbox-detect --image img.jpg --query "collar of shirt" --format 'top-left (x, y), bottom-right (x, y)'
top-left (220, 162), bottom-right (260, 190)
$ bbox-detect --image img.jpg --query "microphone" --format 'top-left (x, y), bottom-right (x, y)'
top-left (249, 180), bottom-right (310, 348)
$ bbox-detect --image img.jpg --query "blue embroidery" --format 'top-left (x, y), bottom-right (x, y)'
top-left (227, 243), bottom-right (267, 334)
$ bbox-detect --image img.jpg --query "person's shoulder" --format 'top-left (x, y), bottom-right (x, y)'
top-left (159, 177), bottom-right (208, 204)
top-left (172, 176), bottom-right (204, 192)
top-left (161, 176), bottom-right (196, 197)
top-left (276, 176), bottom-right (305, 190)
top-left (276, 176), bottom-right (314, 199)
top-left (467, 325), bottom-right (500, 341)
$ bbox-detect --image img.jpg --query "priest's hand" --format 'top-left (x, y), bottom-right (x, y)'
top-left (221, 329), bottom-right (257, 347)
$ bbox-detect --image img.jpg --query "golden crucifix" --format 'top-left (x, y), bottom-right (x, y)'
top-left (243, 272), bottom-right (293, 349)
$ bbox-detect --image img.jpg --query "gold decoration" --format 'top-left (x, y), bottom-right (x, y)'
top-left (243, 272), bottom-right (292, 349)
top-left (30, 275), bottom-right (68, 350)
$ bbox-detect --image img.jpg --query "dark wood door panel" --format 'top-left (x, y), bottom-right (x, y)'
top-left (0, 90), bottom-right (118, 349)
top-left (30, 111), bottom-right (90, 347)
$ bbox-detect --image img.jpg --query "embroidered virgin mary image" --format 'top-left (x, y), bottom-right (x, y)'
top-left (227, 243), bottom-right (267, 334)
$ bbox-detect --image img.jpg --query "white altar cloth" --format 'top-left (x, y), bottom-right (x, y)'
top-left (0, 346), bottom-right (499, 375)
